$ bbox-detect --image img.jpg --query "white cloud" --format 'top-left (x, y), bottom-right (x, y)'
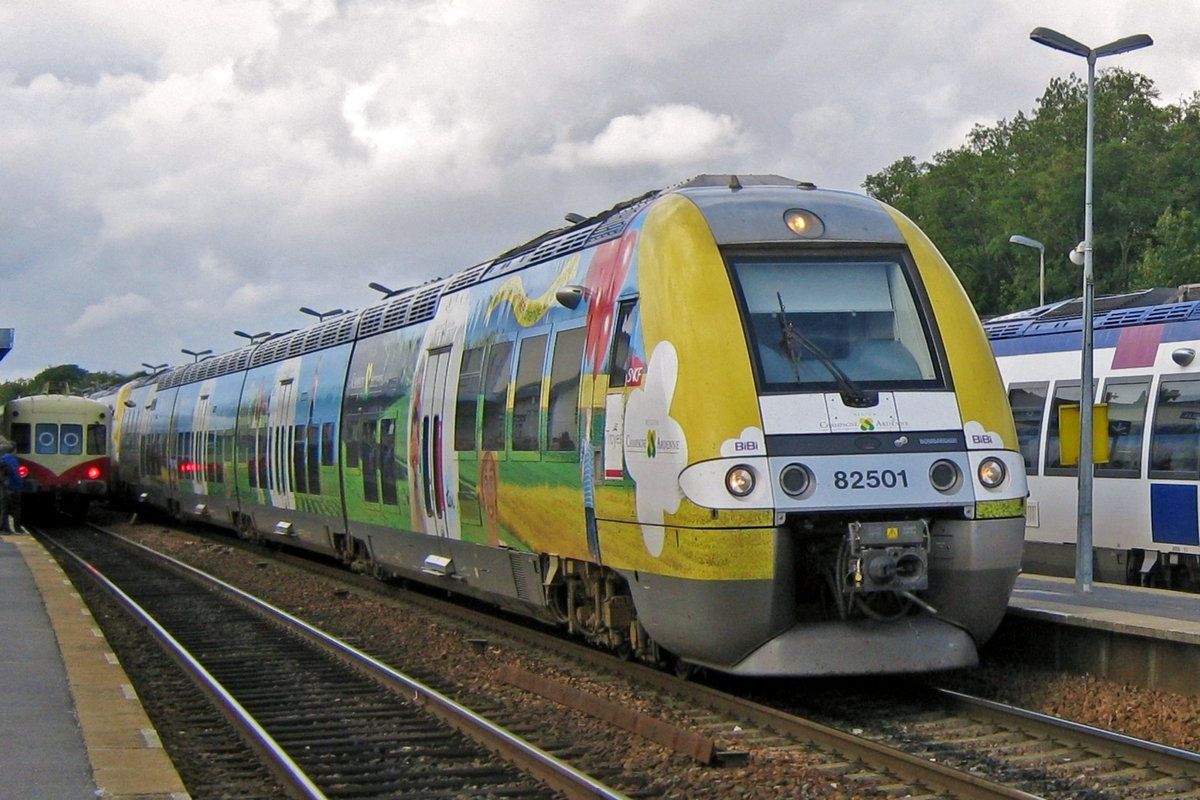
top-left (3, 0), bottom-right (1200, 377)
top-left (548, 104), bottom-right (755, 169)
top-left (65, 293), bottom-right (155, 335)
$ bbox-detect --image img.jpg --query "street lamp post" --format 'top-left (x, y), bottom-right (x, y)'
top-left (1009, 234), bottom-right (1046, 306)
top-left (234, 330), bottom-right (271, 345)
top-left (1030, 26), bottom-right (1153, 593)
top-left (368, 282), bottom-right (402, 298)
top-left (299, 306), bottom-right (345, 322)
top-left (181, 348), bottom-right (212, 363)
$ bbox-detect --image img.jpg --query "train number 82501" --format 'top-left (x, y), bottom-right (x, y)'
top-left (832, 469), bottom-right (909, 490)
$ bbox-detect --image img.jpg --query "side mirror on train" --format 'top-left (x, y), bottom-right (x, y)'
top-left (556, 285), bottom-right (588, 310)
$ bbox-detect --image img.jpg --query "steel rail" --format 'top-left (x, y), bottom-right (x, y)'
top-left (619, 672), bottom-right (1046, 800)
top-left (216, 526), bottom-right (1043, 800)
top-left (936, 687), bottom-right (1200, 775)
top-left (40, 530), bottom-right (328, 800)
top-left (87, 525), bottom-right (633, 800)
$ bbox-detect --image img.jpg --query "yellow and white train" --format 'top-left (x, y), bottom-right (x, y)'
top-left (97, 175), bottom-right (1027, 676)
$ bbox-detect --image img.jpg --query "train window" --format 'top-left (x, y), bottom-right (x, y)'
top-left (10, 423), bottom-right (29, 454)
top-left (512, 334), bottom-right (548, 451)
top-left (1097, 377), bottom-right (1150, 478)
top-left (207, 431), bottom-right (219, 482)
top-left (548, 327), bottom-right (585, 452)
top-left (729, 255), bottom-right (940, 392)
top-left (256, 429), bottom-right (268, 489)
top-left (321, 422), bottom-right (335, 467)
top-left (182, 431), bottom-right (193, 474)
top-left (362, 419), bottom-right (379, 503)
top-left (87, 423), bottom-right (106, 455)
top-left (292, 424), bottom-right (308, 494)
top-left (608, 301), bottom-right (640, 388)
top-left (61, 424), bottom-right (83, 455)
top-left (1149, 377), bottom-right (1200, 479)
top-left (1044, 380), bottom-right (1097, 476)
top-left (306, 424), bottom-right (320, 494)
top-left (380, 418), bottom-right (398, 505)
top-left (481, 341), bottom-right (514, 451)
top-left (240, 431), bottom-right (257, 488)
top-left (1008, 382), bottom-right (1047, 475)
top-left (343, 415), bottom-right (361, 469)
top-left (35, 423), bottom-right (59, 455)
top-left (455, 346), bottom-right (484, 451)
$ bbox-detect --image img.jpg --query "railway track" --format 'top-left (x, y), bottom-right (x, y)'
top-left (835, 685), bottom-right (1200, 800)
top-left (39, 524), bottom-right (631, 800)
top-left (60, 517), bottom-right (1200, 799)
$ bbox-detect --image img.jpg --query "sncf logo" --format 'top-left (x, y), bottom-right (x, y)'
top-left (626, 356), bottom-right (646, 387)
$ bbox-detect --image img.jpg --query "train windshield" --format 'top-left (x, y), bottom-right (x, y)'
top-left (729, 253), bottom-right (942, 393)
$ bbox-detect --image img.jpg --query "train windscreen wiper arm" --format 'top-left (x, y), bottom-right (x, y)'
top-left (775, 293), bottom-right (879, 409)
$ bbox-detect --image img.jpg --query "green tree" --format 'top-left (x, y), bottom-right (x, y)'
top-left (1136, 206), bottom-right (1200, 286)
top-left (865, 69), bottom-right (1182, 315)
top-left (0, 365), bottom-right (140, 405)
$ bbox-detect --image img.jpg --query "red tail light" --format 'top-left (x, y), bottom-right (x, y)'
top-left (18, 466), bottom-right (28, 478)
top-left (87, 466), bottom-right (102, 480)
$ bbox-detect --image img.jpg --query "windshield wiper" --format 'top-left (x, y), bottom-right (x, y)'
top-left (775, 293), bottom-right (879, 408)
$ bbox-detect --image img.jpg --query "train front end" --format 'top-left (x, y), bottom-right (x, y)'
top-left (606, 176), bottom-right (1027, 676)
top-left (2, 394), bottom-right (110, 504)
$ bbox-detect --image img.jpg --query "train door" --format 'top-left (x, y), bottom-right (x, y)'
top-left (417, 347), bottom-right (455, 538)
top-left (576, 297), bottom-right (642, 559)
top-left (267, 363), bottom-right (300, 510)
top-left (599, 298), bottom-right (642, 496)
top-left (191, 385), bottom-right (215, 497)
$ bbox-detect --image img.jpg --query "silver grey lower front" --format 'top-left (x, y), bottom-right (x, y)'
top-left (698, 617), bottom-right (977, 676)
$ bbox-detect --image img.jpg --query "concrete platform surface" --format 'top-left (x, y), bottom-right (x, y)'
top-left (1, 532), bottom-right (188, 800)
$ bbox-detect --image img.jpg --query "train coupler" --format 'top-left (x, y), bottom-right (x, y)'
top-left (845, 519), bottom-right (930, 594)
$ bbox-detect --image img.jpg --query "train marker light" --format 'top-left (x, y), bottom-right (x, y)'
top-left (86, 466), bottom-right (101, 480)
top-left (783, 208), bottom-right (825, 238)
top-left (725, 465), bottom-right (756, 497)
top-left (978, 458), bottom-right (1006, 489)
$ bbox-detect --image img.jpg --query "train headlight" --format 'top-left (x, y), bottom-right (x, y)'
top-left (929, 459), bottom-right (961, 493)
top-left (725, 465), bottom-right (756, 497)
top-left (978, 457), bottom-right (1007, 489)
top-left (779, 463), bottom-right (814, 498)
top-left (783, 208), bottom-right (825, 238)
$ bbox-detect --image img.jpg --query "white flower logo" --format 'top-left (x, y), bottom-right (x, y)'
top-left (623, 341), bottom-right (688, 556)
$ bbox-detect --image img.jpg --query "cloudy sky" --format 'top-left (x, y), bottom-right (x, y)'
top-left (2, 0), bottom-right (1196, 379)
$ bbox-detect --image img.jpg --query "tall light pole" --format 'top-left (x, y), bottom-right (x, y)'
top-left (1009, 234), bottom-right (1046, 306)
top-left (181, 348), bottom-right (212, 363)
top-left (299, 306), bottom-right (345, 322)
top-left (234, 330), bottom-right (271, 345)
top-left (1030, 26), bottom-right (1153, 593)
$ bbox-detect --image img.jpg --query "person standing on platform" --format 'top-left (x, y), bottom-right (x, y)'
top-left (0, 438), bottom-right (22, 532)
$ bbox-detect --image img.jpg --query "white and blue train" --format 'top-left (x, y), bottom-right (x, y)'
top-left (985, 285), bottom-right (1200, 590)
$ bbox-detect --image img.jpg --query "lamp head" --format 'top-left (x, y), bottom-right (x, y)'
top-left (1069, 243), bottom-right (1086, 267)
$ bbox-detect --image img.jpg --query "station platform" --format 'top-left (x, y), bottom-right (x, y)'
top-left (1010, 573), bottom-right (1200, 639)
top-left (0, 531), bottom-right (188, 800)
top-left (995, 573), bottom-right (1200, 694)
